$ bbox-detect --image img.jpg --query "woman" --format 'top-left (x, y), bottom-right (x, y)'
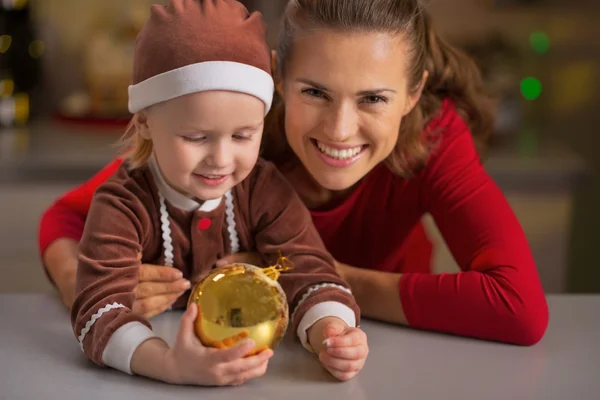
top-left (39, 0), bottom-right (548, 345)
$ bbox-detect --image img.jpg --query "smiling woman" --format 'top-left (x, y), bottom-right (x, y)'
top-left (294, 76), bottom-right (399, 171)
top-left (258, 0), bottom-right (547, 345)
top-left (276, 31), bottom-right (418, 191)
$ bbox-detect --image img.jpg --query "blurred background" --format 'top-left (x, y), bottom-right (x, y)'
top-left (0, 0), bottom-right (598, 295)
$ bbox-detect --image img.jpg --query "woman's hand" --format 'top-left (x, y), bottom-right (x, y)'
top-left (330, 261), bottom-right (408, 325)
top-left (333, 259), bottom-right (349, 281)
top-left (215, 252), bottom-right (263, 268)
top-left (132, 262), bottom-right (191, 319)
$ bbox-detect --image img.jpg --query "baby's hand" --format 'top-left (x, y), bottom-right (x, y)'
top-left (307, 317), bottom-right (369, 381)
top-left (165, 303), bottom-right (273, 386)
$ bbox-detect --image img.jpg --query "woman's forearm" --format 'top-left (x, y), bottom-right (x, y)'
top-left (339, 263), bottom-right (407, 325)
top-left (42, 238), bottom-right (79, 308)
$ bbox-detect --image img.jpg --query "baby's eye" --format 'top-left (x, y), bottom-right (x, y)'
top-left (181, 136), bottom-right (207, 143)
top-left (232, 134), bottom-right (251, 141)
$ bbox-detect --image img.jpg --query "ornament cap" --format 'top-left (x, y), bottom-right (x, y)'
top-left (262, 253), bottom-right (295, 281)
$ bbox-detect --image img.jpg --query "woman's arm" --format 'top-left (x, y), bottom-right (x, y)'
top-left (340, 111), bottom-right (548, 346)
top-left (42, 237), bottom-right (79, 308)
top-left (404, 116), bottom-right (548, 345)
top-left (336, 263), bottom-right (407, 324)
top-left (38, 157), bottom-right (124, 290)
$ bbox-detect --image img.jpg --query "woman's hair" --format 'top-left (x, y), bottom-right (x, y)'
top-left (117, 115), bottom-right (153, 169)
top-left (263, 0), bottom-right (495, 177)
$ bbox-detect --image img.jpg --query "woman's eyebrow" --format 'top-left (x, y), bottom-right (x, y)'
top-left (296, 78), bottom-right (331, 92)
top-left (296, 78), bottom-right (396, 95)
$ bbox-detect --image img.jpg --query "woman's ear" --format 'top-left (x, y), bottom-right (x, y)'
top-left (403, 70), bottom-right (429, 116)
top-left (271, 49), bottom-right (284, 99)
top-left (135, 113), bottom-right (151, 140)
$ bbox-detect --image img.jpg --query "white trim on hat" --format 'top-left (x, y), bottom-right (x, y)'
top-left (128, 61), bottom-right (274, 115)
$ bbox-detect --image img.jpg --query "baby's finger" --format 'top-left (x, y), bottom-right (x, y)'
top-left (244, 345), bottom-right (269, 357)
top-left (221, 348), bottom-right (273, 377)
top-left (325, 344), bottom-right (368, 360)
top-left (175, 303), bottom-right (198, 346)
top-left (227, 357), bottom-right (271, 386)
top-left (326, 367), bottom-right (359, 382)
top-left (319, 351), bottom-right (365, 373)
top-left (324, 328), bottom-right (366, 348)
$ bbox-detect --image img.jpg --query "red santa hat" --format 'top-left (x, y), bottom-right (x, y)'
top-left (128, 0), bottom-right (273, 115)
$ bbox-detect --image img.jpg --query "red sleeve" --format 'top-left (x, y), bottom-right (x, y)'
top-left (38, 157), bottom-right (124, 259)
top-left (399, 105), bottom-right (549, 345)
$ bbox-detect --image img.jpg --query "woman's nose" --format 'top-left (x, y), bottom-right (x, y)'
top-left (322, 102), bottom-right (358, 142)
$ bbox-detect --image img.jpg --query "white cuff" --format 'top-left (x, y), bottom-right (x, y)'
top-left (102, 322), bottom-right (157, 375)
top-left (296, 301), bottom-right (357, 353)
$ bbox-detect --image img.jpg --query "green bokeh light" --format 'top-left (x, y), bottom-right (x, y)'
top-left (521, 77), bottom-right (542, 101)
top-left (529, 31), bottom-right (550, 54)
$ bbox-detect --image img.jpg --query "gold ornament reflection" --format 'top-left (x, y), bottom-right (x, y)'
top-left (188, 255), bottom-right (294, 355)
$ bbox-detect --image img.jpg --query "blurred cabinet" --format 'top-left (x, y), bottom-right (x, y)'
top-left (0, 184), bottom-right (71, 295)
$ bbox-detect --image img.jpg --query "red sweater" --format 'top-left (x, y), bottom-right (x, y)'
top-left (39, 100), bottom-right (548, 345)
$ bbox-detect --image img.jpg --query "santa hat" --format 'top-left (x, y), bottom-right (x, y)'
top-left (128, 0), bottom-right (273, 115)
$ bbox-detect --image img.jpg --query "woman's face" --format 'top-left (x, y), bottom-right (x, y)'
top-left (278, 30), bottom-right (423, 190)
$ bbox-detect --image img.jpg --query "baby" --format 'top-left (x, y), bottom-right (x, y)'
top-left (71, 0), bottom-right (368, 386)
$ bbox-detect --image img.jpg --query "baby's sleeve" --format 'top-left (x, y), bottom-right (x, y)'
top-left (71, 175), bottom-right (158, 373)
top-left (248, 160), bottom-right (360, 352)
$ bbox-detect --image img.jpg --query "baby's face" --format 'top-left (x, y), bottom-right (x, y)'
top-left (145, 91), bottom-right (265, 201)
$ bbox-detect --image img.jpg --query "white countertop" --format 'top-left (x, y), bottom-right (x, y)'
top-left (0, 293), bottom-right (599, 400)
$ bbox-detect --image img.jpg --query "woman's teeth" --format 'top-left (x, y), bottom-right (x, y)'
top-left (316, 141), bottom-right (363, 160)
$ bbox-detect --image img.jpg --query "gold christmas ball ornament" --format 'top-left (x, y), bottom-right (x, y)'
top-left (188, 255), bottom-right (295, 355)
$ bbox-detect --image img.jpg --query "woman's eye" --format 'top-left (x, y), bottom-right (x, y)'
top-left (301, 88), bottom-right (327, 99)
top-left (181, 136), bottom-right (207, 143)
top-left (361, 95), bottom-right (387, 104)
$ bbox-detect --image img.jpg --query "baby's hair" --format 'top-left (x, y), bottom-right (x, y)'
top-left (117, 113), bottom-right (154, 169)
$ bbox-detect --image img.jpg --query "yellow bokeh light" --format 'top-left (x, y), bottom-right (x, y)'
top-left (28, 40), bottom-right (46, 59)
top-left (14, 93), bottom-right (30, 125)
top-left (551, 62), bottom-right (595, 114)
top-left (15, 0), bottom-right (29, 9)
top-left (0, 35), bottom-right (12, 53)
top-left (0, 79), bottom-right (15, 97)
